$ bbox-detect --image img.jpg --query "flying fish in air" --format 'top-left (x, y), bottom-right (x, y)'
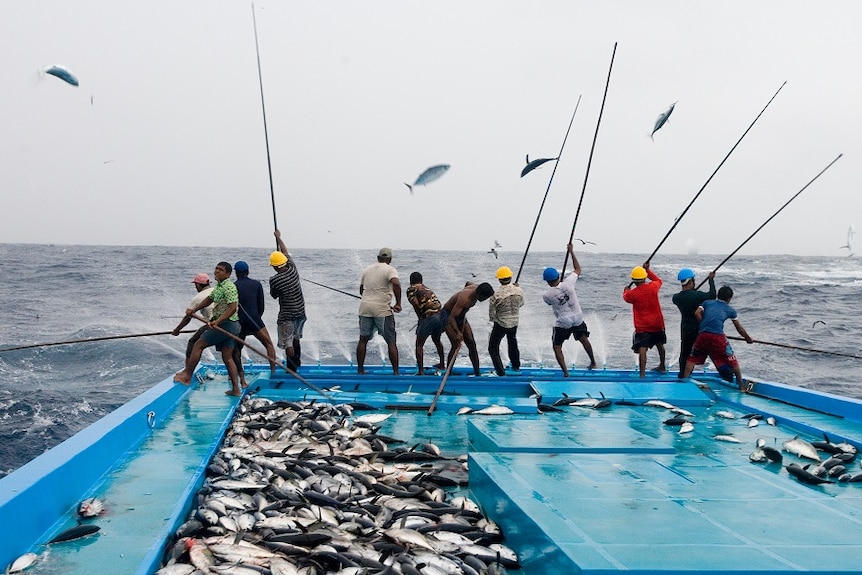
top-left (520, 155), bottom-right (557, 178)
top-left (404, 164), bottom-right (450, 194)
top-left (839, 224), bottom-right (855, 256)
top-left (43, 65), bottom-right (79, 87)
top-left (650, 101), bottom-right (676, 140)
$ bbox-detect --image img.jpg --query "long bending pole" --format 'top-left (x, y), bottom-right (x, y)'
top-left (561, 42), bottom-right (617, 277)
top-left (251, 3), bottom-right (279, 249)
top-left (0, 330), bottom-right (195, 353)
top-left (727, 335), bottom-right (862, 360)
top-left (514, 95), bottom-right (582, 284)
top-left (646, 81), bottom-right (787, 264)
top-left (696, 154), bottom-right (843, 290)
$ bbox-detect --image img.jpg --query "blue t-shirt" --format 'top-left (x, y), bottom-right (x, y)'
top-left (698, 299), bottom-right (737, 334)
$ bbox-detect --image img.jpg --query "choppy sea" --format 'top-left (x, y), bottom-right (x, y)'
top-left (1, 243), bottom-right (860, 477)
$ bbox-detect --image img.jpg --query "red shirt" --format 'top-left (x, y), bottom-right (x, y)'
top-left (622, 269), bottom-right (665, 332)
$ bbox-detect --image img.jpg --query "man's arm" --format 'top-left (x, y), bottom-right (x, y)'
top-left (568, 243), bottom-right (581, 276)
top-left (390, 277), bottom-right (402, 313)
top-left (186, 296), bottom-right (214, 317)
top-left (210, 302), bottom-right (238, 327)
top-left (274, 229), bottom-right (288, 255)
top-left (731, 319), bottom-right (753, 343)
top-left (694, 306), bottom-right (704, 322)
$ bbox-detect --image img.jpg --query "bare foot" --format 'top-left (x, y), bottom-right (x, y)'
top-left (225, 389), bottom-right (242, 397)
top-left (651, 366), bottom-right (667, 374)
top-left (174, 372), bottom-right (191, 385)
top-left (588, 363), bottom-right (597, 370)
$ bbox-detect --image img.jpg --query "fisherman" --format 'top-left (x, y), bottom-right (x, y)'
top-left (269, 230), bottom-right (306, 372)
top-left (173, 262), bottom-right (242, 396)
top-left (171, 273), bottom-right (214, 360)
top-left (488, 265), bottom-right (524, 376)
top-left (406, 272), bottom-right (445, 374)
top-left (232, 260), bottom-right (277, 387)
top-left (623, 262), bottom-right (667, 377)
top-left (671, 268), bottom-right (716, 378)
top-left (357, 247), bottom-right (402, 375)
top-left (424, 282), bottom-right (494, 376)
top-left (542, 243), bottom-right (597, 376)
top-left (681, 286), bottom-right (754, 391)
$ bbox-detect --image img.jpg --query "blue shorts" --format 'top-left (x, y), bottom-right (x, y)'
top-left (359, 315), bottom-right (396, 344)
top-left (417, 309), bottom-right (448, 339)
top-left (201, 320), bottom-right (241, 350)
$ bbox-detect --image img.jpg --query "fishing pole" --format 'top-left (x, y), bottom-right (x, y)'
top-left (727, 335), bottom-right (862, 360)
top-left (646, 81), bottom-right (787, 264)
top-left (0, 330), bottom-right (196, 353)
top-left (251, 3), bottom-right (279, 249)
top-left (302, 277), bottom-right (360, 299)
top-left (428, 342), bottom-right (461, 416)
top-left (696, 153), bottom-right (843, 290)
top-left (514, 95), bottom-right (582, 284)
top-left (561, 42), bottom-right (617, 277)
top-left (191, 314), bottom-right (330, 397)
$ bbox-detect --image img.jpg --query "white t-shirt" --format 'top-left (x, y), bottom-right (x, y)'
top-left (188, 287), bottom-right (215, 321)
top-left (542, 272), bottom-right (584, 328)
top-left (358, 262), bottom-right (398, 317)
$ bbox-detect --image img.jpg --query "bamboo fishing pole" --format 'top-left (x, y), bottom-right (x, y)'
top-left (251, 3), bottom-right (279, 249)
top-left (696, 153), bottom-right (844, 290)
top-left (191, 313), bottom-right (330, 397)
top-left (727, 335), bottom-right (862, 360)
top-left (514, 95), bottom-right (582, 284)
top-left (0, 330), bottom-right (196, 353)
top-left (428, 341), bottom-right (461, 416)
top-left (645, 81), bottom-right (787, 264)
top-left (561, 42), bottom-right (617, 277)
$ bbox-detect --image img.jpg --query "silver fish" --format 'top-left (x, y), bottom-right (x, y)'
top-left (8, 552), bottom-right (38, 573)
top-left (714, 435), bottom-right (742, 443)
top-left (644, 400), bottom-right (675, 410)
top-left (782, 435), bottom-right (821, 462)
top-left (404, 164), bottom-right (450, 194)
top-left (678, 421), bottom-right (694, 434)
top-left (471, 405), bottom-right (514, 415)
top-left (714, 410), bottom-right (736, 419)
top-left (650, 101), bottom-right (676, 140)
top-left (520, 155), bottom-right (557, 178)
top-left (43, 64), bottom-right (79, 87)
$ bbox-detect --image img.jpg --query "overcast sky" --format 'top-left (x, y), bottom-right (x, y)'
top-left (2, 1), bottom-right (860, 257)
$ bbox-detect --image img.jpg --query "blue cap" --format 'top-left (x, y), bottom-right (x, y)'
top-left (677, 268), bottom-right (695, 283)
top-left (543, 267), bottom-right (560, 281)
top-left (234, 260), bottom-right (249, 273)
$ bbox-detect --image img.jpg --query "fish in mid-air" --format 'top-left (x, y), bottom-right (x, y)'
top-left (405, 164), bottom-right (450, 194)
top-left (43, 64), bottom-right (79, 87)
top-left (650, 101), bottom-right (676, 140)
top-left (839, 224), bottom-right (855, 255)
top-left (520, 155), bottom-right (557, 178)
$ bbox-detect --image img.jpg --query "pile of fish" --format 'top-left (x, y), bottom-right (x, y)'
top-left (157, 398), bottom-right (519, 574)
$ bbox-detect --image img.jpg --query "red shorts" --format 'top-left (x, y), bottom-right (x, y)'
top-left (687, 332), bottom-right (739, 372)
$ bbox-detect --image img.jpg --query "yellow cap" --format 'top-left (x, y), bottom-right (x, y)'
top-left (495, 266), bottom-right (513, 280)
top-left (269, 251), bottom-right (288, 267)
top-left (631, 266), bottom-right (647, 280)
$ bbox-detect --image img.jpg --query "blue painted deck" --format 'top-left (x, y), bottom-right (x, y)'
top-left (2, 365), bottom-right (862, 574)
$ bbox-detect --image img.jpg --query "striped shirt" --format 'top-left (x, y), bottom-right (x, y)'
top-left (269, 261), bottom-right (306, 322)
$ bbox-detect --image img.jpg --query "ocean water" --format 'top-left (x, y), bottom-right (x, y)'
top-left (1, 243), bottom-right (860, 477)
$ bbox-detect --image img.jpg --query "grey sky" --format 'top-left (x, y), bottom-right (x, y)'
top-left (2, 1), bottom-right (859, 257)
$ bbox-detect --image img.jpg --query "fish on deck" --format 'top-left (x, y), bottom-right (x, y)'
top-left (43, 65), bottom-right (79, 87)
top-left (404, 164), bottom-right (450, 194)
top-left (650, 101), bottom-right (676, 140)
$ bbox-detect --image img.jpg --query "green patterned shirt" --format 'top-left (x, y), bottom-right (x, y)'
top-left (210, 278), bottom-right (239, 322)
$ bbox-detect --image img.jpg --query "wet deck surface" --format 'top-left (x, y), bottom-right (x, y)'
top-left (13, 367), bottom-right (862, 574)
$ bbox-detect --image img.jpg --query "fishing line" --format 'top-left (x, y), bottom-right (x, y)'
top-left (251, 3), bottom-right (279, 248)
top-left (302, 277), bottom-right (360, 299)
top-left (727, 335), bottom-right (862, 360)
top-left (514, 94), bottom-right (582, 284)
top-left (562, 42), bottom-right (617, 277)
top-left (697, 153), bottom-right (843, 289)
top-left (646, 81), bottom-right (787, 263)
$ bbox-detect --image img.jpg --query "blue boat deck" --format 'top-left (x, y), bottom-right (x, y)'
top-left (3, 366), bottom-right (862, 574)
